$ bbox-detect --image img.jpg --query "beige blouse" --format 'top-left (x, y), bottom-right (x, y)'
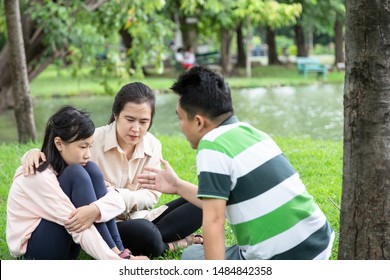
top-left (91, 122), bottom-right (165, 219)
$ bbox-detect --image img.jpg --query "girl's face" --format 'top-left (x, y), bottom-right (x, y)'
top-left (115, 102), bottom-right (152, 149)
top-left (55, 136), bottom-right (94, 166)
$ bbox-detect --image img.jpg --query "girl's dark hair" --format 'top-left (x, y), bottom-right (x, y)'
top-left (170, 66), bottom-right (233, 120)
top-left (109, 82), bottom-right (155, 130)
top-left (37, 106), bottom-right (95, 175)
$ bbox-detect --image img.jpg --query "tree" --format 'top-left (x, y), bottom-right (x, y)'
top-left (0, 0), bottom-right (169, 113)
top-left (237, 1), bottom-right (301, 67)
top-left (266, 25), bottom-right (281, 64)
top-left (181, 0), bottom-right (301, 74)
top-left (333, 1), bottom-right (345, 66)
top-left (339, 0), bottom-right (390, 259)
top-left (235, 20), bottom-right (246, 67)
top-left (4, 0), bottom-right (36, 143)
top-left (282, 0), bottom-right (345, 62)
top-left (280, 0), bottom-right (316, 57)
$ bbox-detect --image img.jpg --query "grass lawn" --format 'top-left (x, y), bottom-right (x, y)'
top-left (0, 136), bottom-right (342, 260)
top-left (29, 63), bottom-right (345, 98)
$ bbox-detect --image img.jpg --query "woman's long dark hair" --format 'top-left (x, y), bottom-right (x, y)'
top-left (37, 106), bottom-right (95, 175)
top-left (109, 82), bottom-right (156, 130)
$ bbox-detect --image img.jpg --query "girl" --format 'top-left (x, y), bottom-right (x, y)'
top-left (7, 106), bottom-right (146, 260)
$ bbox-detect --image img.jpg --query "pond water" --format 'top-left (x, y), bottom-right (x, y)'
top-left (0, 83), bottom-right (344, 143)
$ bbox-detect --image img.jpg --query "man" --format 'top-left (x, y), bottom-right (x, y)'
top-left (138, 66), bottom-right (334, 260)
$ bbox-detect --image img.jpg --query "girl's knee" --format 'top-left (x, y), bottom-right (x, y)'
top-left (61, 164), bottom-right (89, 180)
top-left (58, 164), bottom-right (92, 192)
top-left (84, 161), bottom-right (104, 180)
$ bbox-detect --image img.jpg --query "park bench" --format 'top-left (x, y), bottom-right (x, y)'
top-left (296, 57), bottom-right (327, 79)
top-left (195, 51), bottom-right (221, 66)
top-left (174, 51), bottom-right (221, 72)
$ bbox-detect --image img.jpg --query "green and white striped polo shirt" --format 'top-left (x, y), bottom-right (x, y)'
top-left (196, 116), bottom-right (334, 259)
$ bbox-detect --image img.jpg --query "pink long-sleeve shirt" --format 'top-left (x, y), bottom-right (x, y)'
top-left (6, 166), bottom-right (125, 260)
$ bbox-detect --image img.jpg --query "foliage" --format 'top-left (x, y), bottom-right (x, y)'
top-left (180, 0), bottom-right (302, 25)
top-left (313, 43), bottom-right (335, 55)
top-left (1, 0), bottom-right (173, 83)
top-left (0, 0), bottom-right (344, 84)
top-left (281, 0), bottom-right (345, 36)
top-left (0, 0), bottom-right (5, 31)
top-left (125, 9), bottom-right (174, 76)
top-left (235, 0), bottom-right (302, 28)
top-left (172, 0), bottom-right (302, 57)
top-left (276, 35), bottom-right (295, 55)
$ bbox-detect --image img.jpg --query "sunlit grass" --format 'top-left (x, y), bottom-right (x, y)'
top-left (30, 64), bottom-right (344, 98)
top-left (0, 136), bottom-right (342, 260)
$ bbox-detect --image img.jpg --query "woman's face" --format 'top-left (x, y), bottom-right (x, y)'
top-left (115, 102), bottom-right (152, 149)
top-left (55, 136), bottom-right (94, 166)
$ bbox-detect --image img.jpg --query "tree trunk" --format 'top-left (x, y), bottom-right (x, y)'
top-left (236, 21), bottom-right (246, 68)
top-left (339, 0), bottom-right (390, 259)
top-left (179, 16), bottom-right (198, 50)
top-left (220, 27), bottom-right (233, 75)
top-left (294, 24), bottom-right (307, 57)
top-left (266, 25), bottom-right (280, 65)
top-left (0, 44), bottom-right (13, 111)
top-left (4, 0), bottom-right (37, 142)
top-left (119, 26), bottom-right (136, 69)
top-left (334, 13), bottom-right (345, 65)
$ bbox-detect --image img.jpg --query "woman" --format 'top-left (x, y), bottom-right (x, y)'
top-left (23, 83), bottom-right (203, 258)
top-left (7, 106), bottom-right (146, 260)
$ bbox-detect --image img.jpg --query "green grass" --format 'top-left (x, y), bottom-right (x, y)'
top-left (29, 64), bottom-right (345, 98)
top-left (0, 136), bottom-right (342, 260)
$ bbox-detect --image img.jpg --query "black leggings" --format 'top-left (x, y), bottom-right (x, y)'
top-left (117, 197), bottom-right (202, 258)
top-left (25, 162), bottom-right (123, 260)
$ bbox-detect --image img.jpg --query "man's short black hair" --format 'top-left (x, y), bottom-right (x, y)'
top-left (170, 66), bottom-right (234, 120)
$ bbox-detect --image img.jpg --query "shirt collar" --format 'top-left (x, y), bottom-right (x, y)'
top-left (103, 122), bottom-right (118, 152)
top-left (220, 115), bottom-right (239, 126)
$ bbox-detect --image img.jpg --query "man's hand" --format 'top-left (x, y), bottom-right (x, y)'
top-left (65, 204), bottom-right (100, 233)
top-left (22, 149), bottom-right (46, 176)
top-left (137, 159), bottom-right (180, 195)
top-left (139, 158), bottom-right (202, 209)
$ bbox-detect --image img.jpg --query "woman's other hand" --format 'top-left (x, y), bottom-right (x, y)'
top-left (22, 149), bottom-right (46, 176)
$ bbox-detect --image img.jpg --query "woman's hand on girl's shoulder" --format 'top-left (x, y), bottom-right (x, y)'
top-left (22, 149), bottom-right (46, 176)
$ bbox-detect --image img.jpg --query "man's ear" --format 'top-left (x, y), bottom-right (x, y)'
top-left (54, 137), bottom-right (63, 152)
top-left (194, 114), bottom-right (206, 132)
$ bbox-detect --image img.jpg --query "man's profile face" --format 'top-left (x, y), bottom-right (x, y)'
top-left (176, 103), bottom-right (201, 149)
